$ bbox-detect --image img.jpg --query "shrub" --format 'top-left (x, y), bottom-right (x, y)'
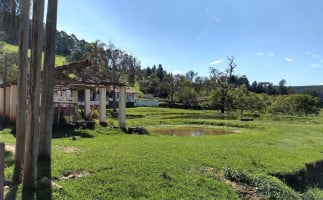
top-left (224, 167), bottom-right (300, 199)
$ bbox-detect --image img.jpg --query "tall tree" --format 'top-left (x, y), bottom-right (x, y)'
top-left (23, 0), bottom-right (44, 190)
top-left (13, 0), bottom-right (29, 184)
top-left (39, 0), bottom-right (58, 159)
top-left (209, 57), bottom-right (237, 113)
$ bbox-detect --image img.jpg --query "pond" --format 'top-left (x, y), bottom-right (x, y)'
top-left (155, 127), bottom-right (234, 137)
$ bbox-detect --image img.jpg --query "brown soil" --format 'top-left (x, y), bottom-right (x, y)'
top-left (60, 146), bottom-right (80, 153)
top-left (202, 167), bottom-right (261, 200)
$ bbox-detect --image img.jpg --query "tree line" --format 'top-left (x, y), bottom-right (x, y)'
top-left (0, 0), bottom-right (320, 119)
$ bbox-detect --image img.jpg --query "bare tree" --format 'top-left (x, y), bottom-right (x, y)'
top-left (13, 0), bottom-right (30, 184)
top-left (39, 0), bottom-right (58, 160)
top-left (23, 0), bottom-right (44, 190)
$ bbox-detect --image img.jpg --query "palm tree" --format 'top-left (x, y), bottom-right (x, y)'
top-left (23, 0), bottom-right (44, 190)
top-left (39, 0), bottom-right (58, 160)
top-left (13, 0), bottom-right (30, 184)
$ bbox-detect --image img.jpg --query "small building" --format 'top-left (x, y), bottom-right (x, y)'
top-left (54, 86), bottom-right (136, 107)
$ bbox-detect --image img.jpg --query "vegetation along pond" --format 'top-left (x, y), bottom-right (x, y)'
top-left (155, 127), bottom-right (234, 136)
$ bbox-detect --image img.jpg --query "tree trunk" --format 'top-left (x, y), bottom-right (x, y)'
top-left (39, 0), bottom-right (58, 160)
top-left (13, 0), bottom-right (30, 184)
top-left (23, 0), bottom-right (44, 190)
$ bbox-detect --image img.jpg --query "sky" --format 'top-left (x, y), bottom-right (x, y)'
top-left (56, 0), bottom-right (323, 86)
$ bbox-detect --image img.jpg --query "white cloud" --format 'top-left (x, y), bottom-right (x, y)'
top-left (210, 59), bottom-right (223, 65)
top-left (311, 64), bottom-right (321, 68)
top-left (306, 51), bottom-right (320, 58)
top-left (255, 52), bottom-right (275, 57)
top-left (285, 57), bottom-right (293, 62)
top-left (212, 16), bottom-right (223, 23)
top-left (255, 52), bottom-right (265, 56)
top-left (172, 70), bottom-right (182, 75)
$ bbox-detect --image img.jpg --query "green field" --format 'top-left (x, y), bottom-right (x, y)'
top-left (2, 107), bottom-right (323, 199)
top-left (3, 42), bottom-right (67, 66)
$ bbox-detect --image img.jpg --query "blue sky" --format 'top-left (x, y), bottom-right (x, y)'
top-left (57, 0), bottom-right (323, 86)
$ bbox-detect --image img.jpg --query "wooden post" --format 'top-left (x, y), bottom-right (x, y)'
top-left (2, 56), bottom-right (6, 123)
top-left (0, 88), bottom-right (3, 117)
top-left (9, 85), bottom-right (18, 122)
top-left (118, 86), bottom-right (126, 129)
top-left (85, 89), bottom-right (91, 117)
top-left (0, 143), bottom-right (4, 200)
top-left (99, 88), bottom-right (106, 123)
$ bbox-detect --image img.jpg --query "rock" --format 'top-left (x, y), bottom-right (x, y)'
top-left (40, 177), bottom-right (51, 187)
top-left (40, 177), bottom-right (63, 190)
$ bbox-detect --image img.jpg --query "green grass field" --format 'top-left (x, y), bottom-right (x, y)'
top-left (2, 107), bottom-right (323, 199)
top-left (3, 42), bottom-right (67, 66)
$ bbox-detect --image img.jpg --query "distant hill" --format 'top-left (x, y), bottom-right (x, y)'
top-left (292, 85), bottom-right (323, 99)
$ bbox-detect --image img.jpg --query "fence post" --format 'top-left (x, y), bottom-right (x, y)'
top-left (0, 143), bottom-right (4, 200)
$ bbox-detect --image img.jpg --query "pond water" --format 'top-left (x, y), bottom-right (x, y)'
top-left (155, 127), bottom-right (233, 136)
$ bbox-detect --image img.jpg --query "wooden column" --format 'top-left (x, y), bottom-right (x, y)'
top-left (5, 86), bottom-right (10, 119)
top-left (99, 88), bottom-right (106, 123)
top-left (9, 85), bottom-right (18, 122)
top-left (0, 88), bottom-right (3, 117)
top-left (0, 143), bottom-right (4, 200)
top-left (85, 89), bottom-right (91, 117)
top-left (72, 90), bottom-right (78, 122)
top-left (118, 86), bottom-right (126, 129)
top-left (62, 90), bottom-right (67, 107)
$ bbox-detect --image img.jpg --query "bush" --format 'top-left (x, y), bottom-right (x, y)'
top-left (224, 167), bottom-right (300, 199)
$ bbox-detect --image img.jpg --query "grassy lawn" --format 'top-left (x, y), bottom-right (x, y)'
top-left (2, 107), bottom-right (323, 199)
top-left (3, 42), bottom-right (67, 66)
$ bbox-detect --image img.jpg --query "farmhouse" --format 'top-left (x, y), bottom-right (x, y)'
top-left (0, 60), bottom-right (128, 128)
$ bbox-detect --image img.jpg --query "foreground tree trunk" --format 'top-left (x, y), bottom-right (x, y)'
top-left (23, 0), bottom-right (44, 190)
top-left (13, 0), bottom-right (30, 184)
top-left (39, 0), bottom-right (58, 160)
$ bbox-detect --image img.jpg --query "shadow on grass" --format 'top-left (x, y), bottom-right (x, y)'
top-left (52, 124), bottom-right (94, 139)
top-left (273, 160), bottom-right (323, 192)
top-left (36, 158), bottom-right (52, 200)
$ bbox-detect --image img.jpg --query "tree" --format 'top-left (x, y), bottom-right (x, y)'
top-left (231, 85), bottom-right (250, 116)
top-left (23, 0), bottom-right (44, 190)
top-left (278, 79), bottom-right (288, 95)
top-left (174, 76), bottom-right (197, 106)
top-left (13, 0), bottom-right (29, 184)
top-left (209, 57), bottom-right (237, 113)
top-left (185, 70), bottom-right (198, 82)
top-left (39, 0), bottom-right (58, 160)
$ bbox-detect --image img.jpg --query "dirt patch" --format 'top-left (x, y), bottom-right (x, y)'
top-left (224, 179), bottom-right (261, 200)
top-left (202, 167), bottom-right (261, 200)
top-left (59, 171), bottom-right (90, 180)
top-left (60, 146), bottom-right (80, 153)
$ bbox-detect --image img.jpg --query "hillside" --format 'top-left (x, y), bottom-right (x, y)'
top-left (2, 42), bottom-right (67, 66)
top-left (292, 85), bottom-right (323, 99)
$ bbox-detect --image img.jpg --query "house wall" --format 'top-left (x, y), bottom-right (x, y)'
top-left (135, 99), bottom-right (159, 107)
